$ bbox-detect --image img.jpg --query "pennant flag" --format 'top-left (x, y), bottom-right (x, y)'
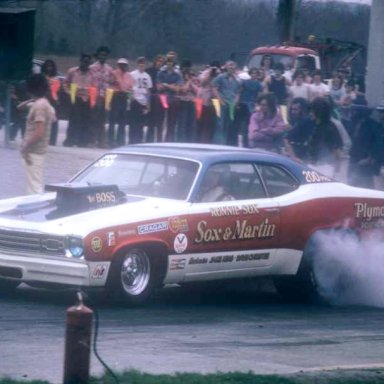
top-left (280, 105), bottom-right (288, 124)
top-left (89, 86), bottom-right (97, 108)
top-left (50, 79), bottom-right (60, 101)
top-left (159, 94), bottom-right (169, 109)
top-left (70, 83), bottom-right (78, 104)
top-left (212, 98), bottom-right (221, 117)
top-left (229, 101), bottom-right (235, 121)
top-left (194, 97), bottom-right (203, 120)
top-left (105, 88), bottom-right (114, 111)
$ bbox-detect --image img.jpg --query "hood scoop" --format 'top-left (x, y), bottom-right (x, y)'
top-left (44, 183), bottom-right (126, 219)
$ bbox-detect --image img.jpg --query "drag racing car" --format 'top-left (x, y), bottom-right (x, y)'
top-left (0, 143), bottom-right (383, 305)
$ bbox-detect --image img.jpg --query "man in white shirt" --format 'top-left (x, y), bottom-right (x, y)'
top-left (309, 70), bottom-right (329, 101)
top-left (129, 57), bottom-right (153, 144)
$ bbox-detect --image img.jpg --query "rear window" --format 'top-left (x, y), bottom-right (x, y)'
top-left (257, 165), bottom-right (299, 197)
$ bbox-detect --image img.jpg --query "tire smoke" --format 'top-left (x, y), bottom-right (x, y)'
top-left (311, 230), bottom-right (384, 307)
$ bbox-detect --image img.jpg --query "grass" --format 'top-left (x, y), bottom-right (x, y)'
top-left (2, 369), bottom-right (384, 384)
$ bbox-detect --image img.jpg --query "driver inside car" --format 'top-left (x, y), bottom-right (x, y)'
top-left (198, 165), bottom-right (235, 202)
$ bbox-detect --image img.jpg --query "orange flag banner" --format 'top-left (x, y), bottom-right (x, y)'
top-left (105, 88), bottom-right (114, 111)
top-left (70, 83), bottom-right (78, 104)
top-left (50, 79), bottom-right (60, 101)
top-left (159, 94), bottom-right (169, 109)
top-left (194, 97), bottom-right (203, 120)
top-left (89, 86), bottom-right (97, 108)
top-left (212, 98), bottom-right (221, 117)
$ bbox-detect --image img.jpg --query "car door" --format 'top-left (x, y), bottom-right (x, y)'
top-left (181, 162), bottom-right (282, 281)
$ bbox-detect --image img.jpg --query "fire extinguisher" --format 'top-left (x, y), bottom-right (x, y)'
top-left (63, 291), bottom-right (93, 384)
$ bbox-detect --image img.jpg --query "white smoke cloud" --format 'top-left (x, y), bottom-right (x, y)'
top-left (311, 230), bottom-right (384, 307)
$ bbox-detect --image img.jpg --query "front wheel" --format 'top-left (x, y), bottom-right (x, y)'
top-left (107, 247), bottom-right (165, 305)
top-left (0, 279), bottom-right (20, 293)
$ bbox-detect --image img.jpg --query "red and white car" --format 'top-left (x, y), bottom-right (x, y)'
top-left (0, 143), bottom-right (383, 305)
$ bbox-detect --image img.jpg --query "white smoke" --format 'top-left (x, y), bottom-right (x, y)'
top-left (311, 230), bottom-right (384, 307)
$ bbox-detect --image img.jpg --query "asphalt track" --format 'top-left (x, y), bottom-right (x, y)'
top-left (1, 123), bottom-right (384, 383)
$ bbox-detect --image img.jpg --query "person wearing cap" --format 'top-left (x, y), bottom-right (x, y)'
top-left (109, 57), bottom-right (134, 147)
top-left (372, 101), bottom-right (384, 190)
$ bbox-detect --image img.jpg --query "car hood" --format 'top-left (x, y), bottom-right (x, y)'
top-left (0, 185), bottom-right (191, 236)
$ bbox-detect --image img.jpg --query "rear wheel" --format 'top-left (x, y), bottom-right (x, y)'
top-left (107, 247), bottom-right (166, 305)
top-left (274, 236), bottom-right (325, 304)
top-left (274, 229), bottom-right (359, 305)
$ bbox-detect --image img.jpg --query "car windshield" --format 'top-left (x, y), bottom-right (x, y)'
top-left (71, 153), bottom-right (199, 200)
top-left (248, 54), bottom-right (294, 70)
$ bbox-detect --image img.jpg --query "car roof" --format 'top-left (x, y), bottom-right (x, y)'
top-left (111, 143), bottom-right (308, 180)
top-left (250, 46), bottom-right (317, 57)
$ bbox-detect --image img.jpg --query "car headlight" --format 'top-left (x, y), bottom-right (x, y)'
top-left (65, 236), bottom-right (84, 259)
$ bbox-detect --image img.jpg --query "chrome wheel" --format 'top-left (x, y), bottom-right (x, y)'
top-left (120, 249), bottom-right (150, 296)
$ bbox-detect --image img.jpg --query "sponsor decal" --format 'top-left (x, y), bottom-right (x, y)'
top-left (235, 252), bottom-right (269, 262)
top-left (188, 252), bottom-right (270, 265)
top-left (92, 264), bottom-right (107, 279)
top-left (138, 221), bottom-right (169, 235)
top-left (169, 258), bottom-right (187, 270)
top-left (355, 202), bottom-right (384, 221)
top-left (174, 233), bottom-right (188, 254)
top-left (118, 228), bottom-right (136, 237)
top-left (91, 236), bottom-right (103, 253)
top-left (169, 217), bottom-right (189, 233)
top-left (194, 219), bottom-right (276, 244)
top-left (106, 231), bottom-right (116, 246)
top-left (210, 204), bottom-right (260, 217)
top-left (302, 170), bottom-right (331, 183)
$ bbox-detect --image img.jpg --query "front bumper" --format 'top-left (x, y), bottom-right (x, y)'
top-left (0, 252), bottom-right (91, 287)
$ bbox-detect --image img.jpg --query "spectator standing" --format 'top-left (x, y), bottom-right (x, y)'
top-left (260, 55), bottom-right (274, 79)
top-left (328, 73), bottom-right (346, 110)
top-left (109, 58), bottom-right (134, 147)
top-left (64, 53), bottom-right (95, 147)
top-left (89, 46), bottom-right (114, 148)
top-left (177, 66), bottom-right (199, 142)
top-left (248, 93), bottom-right (288, 152)
top-left (146, 55), bottom-right (165, 142)
top-left (235, 67), bottom-right (263, 147)
top-left (288, 70), bottom-right (311, 103)
top-left (129, 57), bottom-right (153, 144)
top-left (146, 54), bottom-right (165, 142)
top-left (263, 62), bottom-right (289, 106)
top-left (348, 100), bottom-right (378, 188)
top-left (9, 82), bottom-right (28, 143)
top-left (41, 59), bottom-right (60, 146)
top-left (196, 62), bottom-right (220, 144)
top-left (307, 97), bottom-right (343, 178)
top-left (20, 74), bottom-right (56, 194)
top-left (372, 101), bottom-right (384, 191)
top-left (156, 56), bottom-right (183, 142)
top-left (284, 97), bottom-right (314, 161)
top-left (212, 60), bottom-right (241, 146)
top-left (309, 70), bottom-right (329, 100)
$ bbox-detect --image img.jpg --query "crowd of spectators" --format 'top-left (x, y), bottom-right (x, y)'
top-left (3, 47), bottom-right (384, 190)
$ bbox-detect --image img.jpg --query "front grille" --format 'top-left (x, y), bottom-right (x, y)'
top-left (0, 229), bottom-right (65, 256)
